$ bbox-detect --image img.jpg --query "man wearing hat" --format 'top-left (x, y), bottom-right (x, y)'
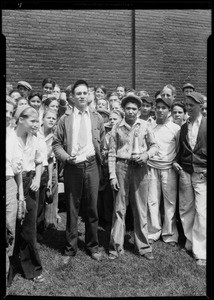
top-left (172, 91), bottom-right (207, 266)
top-left (52, 79), bottom-right (105, 263)
top-left (147, 91), bottom-right (180, 247)
top-left (17, 81), bottom-right (32, 99)
top-left (182, 83), bottom-right (195, 96)
top-left (108, 93), bottom-right (158, 260)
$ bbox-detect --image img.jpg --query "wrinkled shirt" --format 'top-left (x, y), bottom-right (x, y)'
top-left (147, 120), bottom-right (180, 169)
top-left (108, 118), bottom-right (158, 179)
top-left (187, 114), bottom-right (202, 150)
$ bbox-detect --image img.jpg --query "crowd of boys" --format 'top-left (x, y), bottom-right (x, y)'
top-left (6, 79), bottom-right (207, 286)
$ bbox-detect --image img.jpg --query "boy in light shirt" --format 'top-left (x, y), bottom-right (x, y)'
top-left (147, 94), bottom-right (180, 246)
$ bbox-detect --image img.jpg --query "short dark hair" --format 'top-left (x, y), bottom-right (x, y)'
top-left (28, 90), bottom-right (42, 101)
top-left (42, 78), bottom-right (55, 89)
top-left (171, 101), bottom-right (186, 113)
top-left (72, 80), bottom-right (88, 95)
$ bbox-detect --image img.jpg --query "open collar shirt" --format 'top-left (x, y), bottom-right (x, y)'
top-left (187, 114), bottom-right (202, 150)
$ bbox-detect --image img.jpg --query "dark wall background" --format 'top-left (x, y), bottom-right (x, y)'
top-left (2, 9), bottom-right (211, 99)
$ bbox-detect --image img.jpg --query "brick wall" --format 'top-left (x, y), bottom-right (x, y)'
top-left (135, 10), bottom-right (211, 99)
top-left (2, 9), bottom-right (211, 98)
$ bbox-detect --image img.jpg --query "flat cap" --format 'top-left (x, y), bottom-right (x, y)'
top-left (17, 81), bottom-right (32, 91)
top-left (186, 91), bottom-right (204, 104)
top-left (72, 79), bottom-right (88, 94)
top-left (156, 97), bottom-right (172, 108)
top-left (182, 83), bottom-right (195, 91)
top-left (121, 93), bottom-right (142, 108)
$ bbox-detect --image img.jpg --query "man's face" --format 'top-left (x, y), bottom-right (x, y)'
top-left (155, 101), bottom-right (170, 123)
top-left (73, 84), bottom-right (88, 110)
top-left (18, 85), bottom-right (29, 98)
top-left (183, 88), bottom-right (194, 96)
top-left (185, 97), bottom-right (201, 119)
top-left (111, 102), bottom-right (121, 111)
top-left (141, 101), bottom-right (152, 116)
top-left (161, 87), bottom-right (175, 102)
top-left (124, 102), bottom-right (139, 122)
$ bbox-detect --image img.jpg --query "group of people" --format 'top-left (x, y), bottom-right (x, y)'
top-left (6, 78), bottom-right (207, 286)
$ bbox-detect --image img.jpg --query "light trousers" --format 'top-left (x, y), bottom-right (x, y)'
top-left (147, 167), bottom-right (178, 243)
top-left (179, 170), bottom-right (206, 260)
top-left (109, 161), bottom-right (152, 257)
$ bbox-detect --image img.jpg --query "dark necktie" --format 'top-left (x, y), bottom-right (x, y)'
top-left (77, 112), bottom-right (87, 149)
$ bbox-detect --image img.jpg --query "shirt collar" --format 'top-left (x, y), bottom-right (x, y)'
top-left (74, 106), bottom-right (89, 116)
top-left (119, 117), bottom-right (141, 129)
top-left (186, 113), bottom-right (202, 125)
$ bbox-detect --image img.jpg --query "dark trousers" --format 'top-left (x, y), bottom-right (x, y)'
top-left (37, 168), bottom-right (48, 233)
top-left (63, 158), bottom-right (100, 256)
top-left (14, 172), bottom-right (42, 279)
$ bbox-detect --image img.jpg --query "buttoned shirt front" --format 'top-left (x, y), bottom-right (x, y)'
top-left (72, 106), bottom-right (95, 163)
top-left (187, 114), bottom-right (202, 150)
top-left (15, 132), bottom-right (43, 172)
top-left (108, 118), bottom-right (158, 179)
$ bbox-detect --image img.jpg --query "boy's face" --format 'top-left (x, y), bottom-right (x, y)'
top-left (141, 100), bottom-right (152, 116)
top-left (109, 113), bottom-right (121, 127)
top-left (155, 101), bottom-right (170, 123)
top-left (183, 87), bottom-right (194, 96)
top-left (18, 85), bottom-right (29, 98)
top-left (124, 102), bottom-right (139, 123)
top-left (116, 87), bottom-right (125, 100)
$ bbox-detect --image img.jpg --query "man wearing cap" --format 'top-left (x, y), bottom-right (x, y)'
top-left (17, 81), bottom-right (32, 99)
top-left (108, 93), bottom-right (158, 260)
top-left (172, 91), bottom-right (207, 266)
top-left (147, 91), bottom-right (180, 246)
top-left (52, 79), bottom-right (105, 263)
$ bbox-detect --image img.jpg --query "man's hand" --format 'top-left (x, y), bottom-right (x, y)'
top-left (66, 155), bottom-right (76, 165)
top-left (135, 153), bottom-right (149, 166)
top-left (30, 177), bottom-right (40, 192)
top-left (172, 162), bottom-right (183, 173)
top-left (110, 178), bottom-right (120, 191)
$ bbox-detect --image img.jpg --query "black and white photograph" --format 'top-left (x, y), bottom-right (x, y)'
top-left (2, 2), bottom-right (212, 298)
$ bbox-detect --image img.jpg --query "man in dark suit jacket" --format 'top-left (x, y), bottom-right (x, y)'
top-left (172, 91), bottom-right (207, 267)
top-left (52, 79), bottom-right (105, 263)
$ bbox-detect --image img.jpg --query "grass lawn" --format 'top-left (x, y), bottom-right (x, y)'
top-left (6, 210), bottom-right (206, 297)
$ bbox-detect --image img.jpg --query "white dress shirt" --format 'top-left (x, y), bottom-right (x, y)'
top-left (72, 106), bottom-right (95, 163)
